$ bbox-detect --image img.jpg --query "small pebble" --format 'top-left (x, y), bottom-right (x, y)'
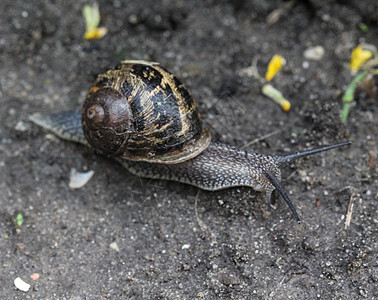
top-left (182, 244), bottom-right (190, 250)
top-left (14, 277), bottom-right (30, 292)
top-left (109, 242), bottom-right (120, 252)
top-left (304, 46), bottom-right (325, 60)
top-left (69, 168), bottom-right (95, 189)
top-left (30, 273), bottom-right (40, 281)
top-left (15, 121), bottom-right (28, 132)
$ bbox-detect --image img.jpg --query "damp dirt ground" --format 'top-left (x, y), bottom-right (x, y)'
top-left (0, 1), bottom-right (377, 299)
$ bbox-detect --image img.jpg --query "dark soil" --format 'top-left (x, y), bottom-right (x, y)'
top-left (0, 1), bottom-right (377, 299)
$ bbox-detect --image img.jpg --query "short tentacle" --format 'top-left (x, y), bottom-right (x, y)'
top-left (263, 170), bottom-right (301, 224)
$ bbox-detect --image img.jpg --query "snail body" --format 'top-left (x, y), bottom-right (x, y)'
top-left (30, 60), bottom-right (351, 223)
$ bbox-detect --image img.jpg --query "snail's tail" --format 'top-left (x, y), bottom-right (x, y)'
top-left (29, 110), bottom-right (88, 146)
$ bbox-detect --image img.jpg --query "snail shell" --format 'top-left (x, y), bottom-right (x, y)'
top-left (81, 61), bottom-right (211, 163)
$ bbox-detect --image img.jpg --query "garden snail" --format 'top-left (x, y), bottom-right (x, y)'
top-left (30, 60), bottom-right (351, 223)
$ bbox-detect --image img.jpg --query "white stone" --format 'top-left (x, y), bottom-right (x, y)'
top-left (14, 277), bottom-right (30, 292)
top-left (304, 46), bottom-right (325, 61)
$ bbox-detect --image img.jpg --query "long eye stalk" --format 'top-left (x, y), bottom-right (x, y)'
top-left (268, 141), bottom-right (352, 222)
top-left (276, 141), bottom-right (352, 164)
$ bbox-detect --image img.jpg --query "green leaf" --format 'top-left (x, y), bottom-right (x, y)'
top-left (358, 23), bottom-right (368, 33)
top-left (16, 213), bottom-right (23, 226)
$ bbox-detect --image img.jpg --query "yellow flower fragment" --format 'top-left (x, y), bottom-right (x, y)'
top-left (84, 27), bottom-right (108, 40)
top-left (349, 45), bottom-right (373, 71)
top-left (265, 55), bottom-right (286, 81)
top-left (262, 84), bottom-right (291, 111)
top-left (83, 3), bottom-right (107, 40)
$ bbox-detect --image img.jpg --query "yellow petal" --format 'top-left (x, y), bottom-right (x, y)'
top-left (84, 27), bottom-right (108, 40)
top-left (349, 45), bottom-right (373, 71)
top-left (265, 55), bottom-right (286, 81)
top-left (281, 99), bottom-right (291, 111)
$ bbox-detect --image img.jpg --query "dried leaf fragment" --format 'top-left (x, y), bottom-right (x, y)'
top-left (69, 168), bottom-right (95, 189)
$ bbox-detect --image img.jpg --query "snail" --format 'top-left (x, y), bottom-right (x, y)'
top-left (30, 60), bottom-right (351, 223)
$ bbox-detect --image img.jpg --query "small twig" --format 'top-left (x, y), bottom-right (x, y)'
top-left (344, 192), bottom-right (355, 230)
top-left (194, 191), bottom-right (205, 231)
top-left (241, 129), bottom-right (282, 149)
top-left (238, 57), bottom-right (265, 83)
top-left (266, 0), bottom-right (296, 25)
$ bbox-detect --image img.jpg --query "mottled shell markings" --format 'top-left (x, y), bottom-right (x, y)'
top-left (81, 61), bottom-right (211, 164)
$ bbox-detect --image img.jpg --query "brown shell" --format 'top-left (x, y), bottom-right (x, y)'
top-left (81, 60), bottom-right (211, 164)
